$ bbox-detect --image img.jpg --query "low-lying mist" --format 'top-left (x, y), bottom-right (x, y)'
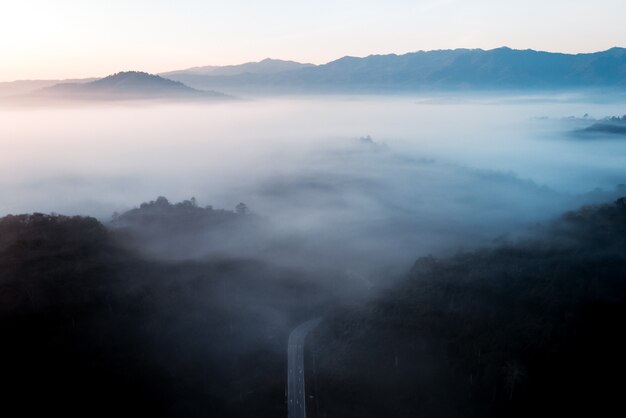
top-left (2, 94), bottom-right (626, 278)
top-left (2, 92), bottom-right (626, 418)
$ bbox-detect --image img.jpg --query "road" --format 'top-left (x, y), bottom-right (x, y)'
top-left (287, 318), bottom-right (321, 418)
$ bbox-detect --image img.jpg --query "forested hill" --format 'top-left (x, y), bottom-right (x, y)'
top-left (35, 71), bottom-right (229, 100)
top-left (2, 197), bottom-right (626, 417)
top-left (311, 197), bottom-right (626, 418)
top-left (0, 201), bottom-right (327, 417)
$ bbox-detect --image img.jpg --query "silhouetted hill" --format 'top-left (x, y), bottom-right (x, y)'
top-left (36, 71), bottom-right (229, 101)
top-left (164, 47), bottom-right (626, 93)
top-left (581, 115), bottom-right (626, 136)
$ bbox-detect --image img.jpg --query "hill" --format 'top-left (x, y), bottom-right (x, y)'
top-left (35, 71), bottom-right (229, 101)
top-left (311, 197), bottom-right (626, 417)
top-left (0, 201), bottom-right (330, 417)
top-left (582, 115), bottom-right (626, 136)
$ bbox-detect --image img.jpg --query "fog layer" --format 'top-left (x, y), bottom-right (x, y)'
top-left (2, 94), bottom-right (626, 275)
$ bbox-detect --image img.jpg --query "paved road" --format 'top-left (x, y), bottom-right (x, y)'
top-left (288, 318), bottom-right (321, 418)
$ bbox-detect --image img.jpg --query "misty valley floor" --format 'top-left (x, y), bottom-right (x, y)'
top-left (1, 197), bottom-right (626, 417)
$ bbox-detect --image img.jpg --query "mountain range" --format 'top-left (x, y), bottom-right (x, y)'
top-left (162, 47), bottom-right (626, 93)
top-left (3, 47), bottom-right (626, 100)
top-left (160, 58), bottom-right (314, 77)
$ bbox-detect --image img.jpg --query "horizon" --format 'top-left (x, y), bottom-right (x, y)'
top-left (2, 0), bottom-right (626, 82)
top-left (3, 45), bottom-right (626, 83)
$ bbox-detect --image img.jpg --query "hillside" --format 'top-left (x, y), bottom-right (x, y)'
top-left (3, 196), bottom-right (626, 417)
top-left (0, 201), bottom-right (330, 417)
top-left (310, 198), bottom-right (626, 417)
top-left (582, 115), bottom-right (626, 135)
top-left (36, 71), bottom-right (229, 101)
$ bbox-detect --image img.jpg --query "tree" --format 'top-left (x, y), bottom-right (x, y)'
top-left (235, 202), bottom-right (249, 215)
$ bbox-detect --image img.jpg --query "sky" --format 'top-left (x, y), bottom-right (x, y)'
top-left (1, 0), bottom-right (625, 81)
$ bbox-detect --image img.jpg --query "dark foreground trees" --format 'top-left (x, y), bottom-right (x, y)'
top-left (1, 197), bottom-right (626, 417)
top-left (311, 198), bottom-right (626, 418)
top-left (0, 206), bottom-right (327, 418)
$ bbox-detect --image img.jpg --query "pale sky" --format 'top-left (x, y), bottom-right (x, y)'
top-left (1, 0), bottom-right (625, 81)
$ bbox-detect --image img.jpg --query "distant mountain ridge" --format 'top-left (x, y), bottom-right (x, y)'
top-left (0, 78), bottom-right (95, 98)
top-left (161, 58), bottom-right (314, 77)
top-left (4, 48), bottom-right (626, 99)
top-left (36, 71), bottom-right (228, 101)
top-left (163, 47), bottom-right (626, 93)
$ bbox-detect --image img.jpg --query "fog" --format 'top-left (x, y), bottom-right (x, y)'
top-left (2, 94), bottom-right (626, 277)
top-left (3, 93), bottom-right (626, 417)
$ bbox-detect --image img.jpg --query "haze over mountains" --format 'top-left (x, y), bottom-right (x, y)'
top-left (2, 47), bottom-right (626, 101)
top-left (160, 58), bottom-right (314, 77)
top-left (0, 78), bottom-right (97, 98)
top-left (163, 47), bottom-right (626, 93)
top-left (32, 71), bottom-right (228, 101)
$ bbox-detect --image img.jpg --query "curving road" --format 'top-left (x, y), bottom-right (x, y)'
top-left (287, 318), bottom-right (321, 418)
